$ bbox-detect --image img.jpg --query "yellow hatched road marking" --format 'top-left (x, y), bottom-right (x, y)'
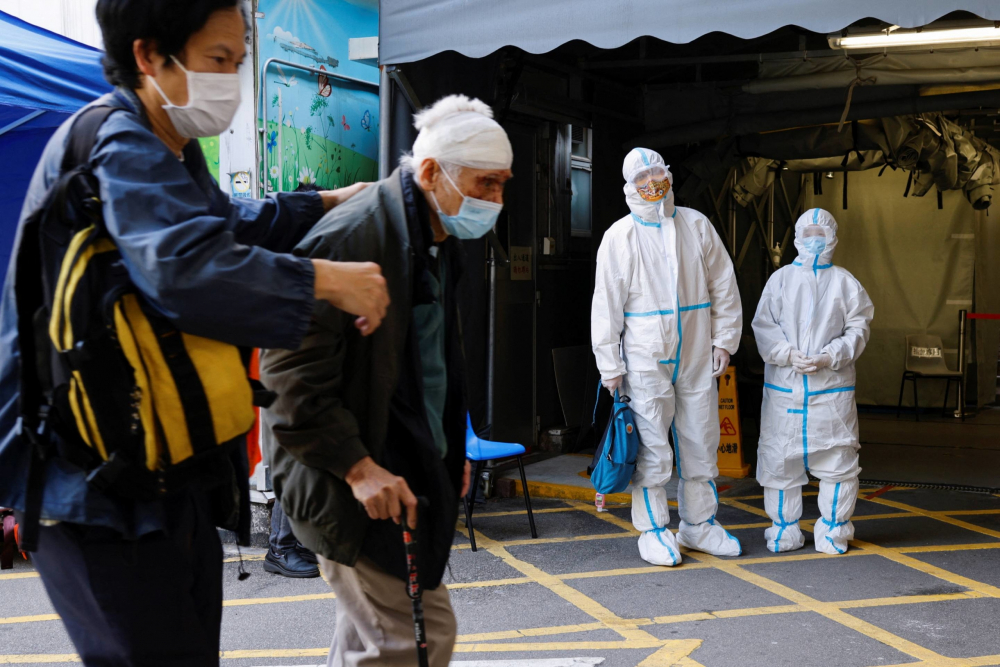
top-left (464, 518), bottom-right (702, 663)
top-left (696, 551), bottom-right (949, 663)
top-left (0, 572), bottom-right (38, 581)
top-left (865, 496), bottom-right (1000, 540)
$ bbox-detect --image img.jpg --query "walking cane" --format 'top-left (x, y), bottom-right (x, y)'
top-left (401, 497), bottom-right (430, 667)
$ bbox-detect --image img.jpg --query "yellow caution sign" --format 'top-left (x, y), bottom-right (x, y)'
top-left (717, 366), bottom-right (750, 478)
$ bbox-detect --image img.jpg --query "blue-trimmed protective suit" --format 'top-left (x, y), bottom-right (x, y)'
top-left (592, 148), bottom-right (743, 565)
top-left (752, 208), bottom-right (874, 555)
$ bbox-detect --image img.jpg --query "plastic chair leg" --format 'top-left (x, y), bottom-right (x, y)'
top-left (517, 456), bottom-right (537, 539)
top-left (462, 496), bottom-right (477, 553)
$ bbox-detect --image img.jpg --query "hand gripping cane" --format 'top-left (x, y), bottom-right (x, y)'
top-left (401, 497), bottom-right (431, 667)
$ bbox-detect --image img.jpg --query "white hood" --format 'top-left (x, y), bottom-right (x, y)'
top-left (623, 147), bottom-right (675, 222)
top-left (793, 207), bottom-right (838, 268)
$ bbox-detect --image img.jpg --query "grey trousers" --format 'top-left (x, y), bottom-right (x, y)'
top-left (318, 554), bottom-right (457, 667)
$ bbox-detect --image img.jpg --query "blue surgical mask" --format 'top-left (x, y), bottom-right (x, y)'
top-left (803, 237), bottom-right (827, 255)
top-left (429, 168), bottom-right (503, 239)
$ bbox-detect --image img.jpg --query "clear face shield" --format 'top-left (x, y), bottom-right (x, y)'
top-left (631, 166), bottom-right (671, 203)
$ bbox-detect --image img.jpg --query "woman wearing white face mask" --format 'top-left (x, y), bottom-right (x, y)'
top-left (752, 208), bottom-right (874, 556)
top-left (0, 1), bottom-right (389, 663)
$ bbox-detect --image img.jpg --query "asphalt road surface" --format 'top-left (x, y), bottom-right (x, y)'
top-left (3, 484), bottom-right (1000, 666)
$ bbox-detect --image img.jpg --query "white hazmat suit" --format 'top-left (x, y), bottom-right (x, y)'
top-left (592, 148), bottom-right (743, 565)
top-left (752, 208), bottom-right (874, 555)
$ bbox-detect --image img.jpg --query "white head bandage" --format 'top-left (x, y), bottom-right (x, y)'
top-left (407, 94), bottom-right (513, 171)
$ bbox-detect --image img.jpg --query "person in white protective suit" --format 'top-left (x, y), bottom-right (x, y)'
top-left (752, 208), bottom-right (874, 555)
top-left (592, 148), bottom-right (744, 566)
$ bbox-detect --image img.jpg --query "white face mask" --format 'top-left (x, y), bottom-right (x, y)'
top-left (148, 56), bottom-right (241, 138)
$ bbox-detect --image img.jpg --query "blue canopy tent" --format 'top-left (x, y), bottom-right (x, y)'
top-left (0, 10), bottom-right (111, 286)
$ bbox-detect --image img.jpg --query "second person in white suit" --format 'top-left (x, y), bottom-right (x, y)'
top-left (752, 208), bottom-right (874, 555)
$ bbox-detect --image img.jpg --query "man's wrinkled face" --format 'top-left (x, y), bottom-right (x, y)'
top-left (422, 160), bottom-right (513, 217)
top-left (634, 167), bottom-right (670, 202)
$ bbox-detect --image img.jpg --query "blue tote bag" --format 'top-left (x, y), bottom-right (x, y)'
top-left (588, 382), bottom-right (640, 495)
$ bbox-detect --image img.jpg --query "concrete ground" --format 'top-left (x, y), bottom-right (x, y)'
top-left (3, 483), bottom-right (1000, 666)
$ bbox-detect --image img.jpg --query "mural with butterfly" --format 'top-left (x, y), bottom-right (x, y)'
top-left (258, 0), bottom-right (379, 193)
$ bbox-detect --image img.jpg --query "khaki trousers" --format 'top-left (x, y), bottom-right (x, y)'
top-left (318, 554), bottom-right (457, 667)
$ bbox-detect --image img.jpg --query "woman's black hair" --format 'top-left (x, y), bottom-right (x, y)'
top-left (95, 0), bottom-right (242, 90)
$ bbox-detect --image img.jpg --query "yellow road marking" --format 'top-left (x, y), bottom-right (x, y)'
top-left (0, 614), bottom-right (59, 625)
top-left (865, 496), bottom-right (1000, 540)
top-left (453, 531), bottom-right (636, 550)
top-left (449, 577), bottom-right (533, 589)
top-left (220, 649), bottom-right (327, 659)
top-left (0, 655), bottom-right (80, 664)
top-left (836, 591), bottom-right (986, 609)
top-left (637, 640), bottom-right (704, 666)
top-left (222, 554), bottom-right (266, 563)
top-left (470, 507), bottom-right (576, 519)
top-left (455, 639), bottom-right (673, 653)
top-left (223, 592), bottom-right (334, 607)
top-left (0, 572), bottom-right (39, 581)
top-left (507, 479), bottom-right (632, 505)
top-left (560, 563), bottom-right (714, 579)
top-left (457, 622), bottom-right (606, 643)
top-left (465, 521), bottom-right (697, 661)
top-left (696, 552), bottom-right (949, 663)
top-left (898, 542), bottom-right (1000, 554)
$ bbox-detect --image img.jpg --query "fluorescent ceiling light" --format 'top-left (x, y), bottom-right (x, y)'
top-left (830, 24), bottom-right (1000, 50)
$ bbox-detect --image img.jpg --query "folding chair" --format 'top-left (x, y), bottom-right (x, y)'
top-left (897, 334), bottom-right (963, 422)
top-left (463, 414), bottom-right (537, 552)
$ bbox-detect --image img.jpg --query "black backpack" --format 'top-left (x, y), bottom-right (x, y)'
top-left (13, 105), bottom-right (265, 549)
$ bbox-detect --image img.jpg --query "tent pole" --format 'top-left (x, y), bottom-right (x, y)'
top-left (0, 110), bottom-right (45, 138)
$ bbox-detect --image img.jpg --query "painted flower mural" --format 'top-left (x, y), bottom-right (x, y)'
top-left (258, 0), bottom-right (379, 194)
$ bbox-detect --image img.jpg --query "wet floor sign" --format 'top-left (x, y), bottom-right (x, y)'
top-left (718, 366), bottom-right (750, 478)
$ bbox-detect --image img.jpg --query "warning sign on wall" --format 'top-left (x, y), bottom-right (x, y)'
top-left (717, 366), bottom-right (750, 478)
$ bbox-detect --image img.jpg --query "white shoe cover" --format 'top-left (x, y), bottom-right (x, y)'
top-left (764, 523), bottom-right (805, 553)
top-left (677, 519), bottom-right (742, 556)
top-left (637, 528), bottom-right (683, 566)
top-left (763, 487), bottom-right (806, 553)
top-left (813, 478), bottom-right (857, 555)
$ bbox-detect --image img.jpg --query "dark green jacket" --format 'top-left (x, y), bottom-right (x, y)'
top-left (260, 168), bottom-right (466, 583)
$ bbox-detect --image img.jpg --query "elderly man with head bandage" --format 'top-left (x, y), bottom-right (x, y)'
top-left (260, 95), bottom-right (513, 667)
top-left (592, 148), bottom-right (744, 566)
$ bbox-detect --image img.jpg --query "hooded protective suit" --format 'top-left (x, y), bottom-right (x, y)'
top-left (752, 208), bottom-right (874, 555)
top-left (592, 148), bottom-right (743, 565)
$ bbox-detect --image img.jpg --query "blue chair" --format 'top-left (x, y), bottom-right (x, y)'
top-left (463, 414), bottom-right (537, 551)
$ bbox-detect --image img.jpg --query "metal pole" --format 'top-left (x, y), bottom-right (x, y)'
top-left (768, 179), bottom-right (776, 251)
top-left (955, 309), bottom-right (967, 419)
top-left (729, 172), bottom-right (737, 259)
top-left (487, 252), bottom-right (497, 434)
top-left (379, 66), bottom-right (391, 179)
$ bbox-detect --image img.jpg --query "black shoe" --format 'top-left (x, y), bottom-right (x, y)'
top-left (296, 545), bottom-right (318, 565)
top-left (263, 548), bottom-right (320, 578)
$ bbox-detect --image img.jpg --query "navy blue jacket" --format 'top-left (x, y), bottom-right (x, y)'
top-left (0, 89), bottom-right (324, 536)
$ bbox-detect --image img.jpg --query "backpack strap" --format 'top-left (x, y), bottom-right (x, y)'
top-left (16, 104), bottom-right (118, 552)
